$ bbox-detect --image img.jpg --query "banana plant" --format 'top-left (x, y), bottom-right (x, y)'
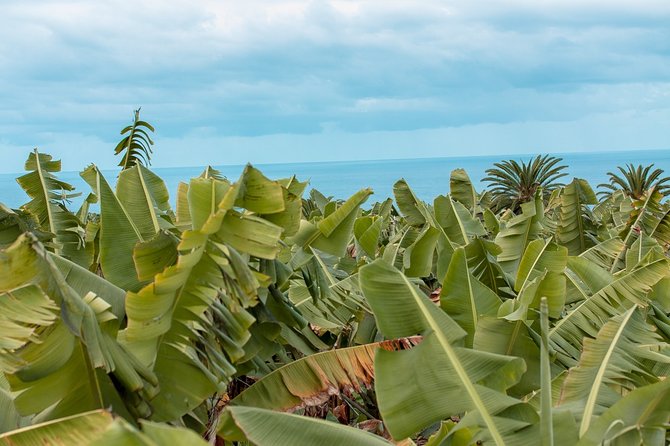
top-left (16, 151), bottom-right (91, 267)
top-left (360, 259), bottom-right (538, 445)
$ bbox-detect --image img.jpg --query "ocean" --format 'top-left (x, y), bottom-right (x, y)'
top-left (1, 149), bottom-right (669, 209)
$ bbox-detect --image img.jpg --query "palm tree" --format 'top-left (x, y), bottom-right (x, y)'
top-left (482, 154), bottom-right (568, 212)
top-left (597, 163), bottom-right (670, 200)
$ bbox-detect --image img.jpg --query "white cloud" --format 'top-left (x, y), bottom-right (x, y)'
top-left (0, 0), bottom-right (668, 171)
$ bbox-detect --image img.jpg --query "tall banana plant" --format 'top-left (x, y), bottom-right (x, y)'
top-left (5, 142), bottom-right (670, 446)
top-left (16, 151), bottom-right (90, 267)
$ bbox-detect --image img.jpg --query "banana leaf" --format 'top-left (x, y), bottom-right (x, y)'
top-left (360, 259), bottom-right (537, 444)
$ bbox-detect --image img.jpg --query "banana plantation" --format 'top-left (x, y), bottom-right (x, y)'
top-left (1, 115), bottom-right (670, 445)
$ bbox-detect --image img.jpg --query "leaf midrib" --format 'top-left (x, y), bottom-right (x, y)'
top-left (34, 151), bottom-right (58, 251)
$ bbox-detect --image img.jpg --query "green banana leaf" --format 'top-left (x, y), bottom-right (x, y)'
top-left (577, 237), bottom-right (625, 271)
top-left (354, 215), bottom-right (384, 258)
top-left (220, 406), bottom-right (393, 445)
top-left (450, 168), bottom-right (478, 214)
top-left (551, 257), bottom-right (669, 366)
top-left (261, 176), bottom-right (306, 238)
top-left (16, 151), bottom-right (89, 266)
top-left (393, 179), bottom-right (428, 226)
top-left (0, 234), bottom-right (157, 422)
top-left (0, 409), bottom-right (209, 445)
top-left (403, 226), bottom-right (440, 277)
top-left (439, 248), bottom-right (501, 347)
top-left (116, 164), bottom-right (172, 239)
top-left (495, 193), bottom-right (544, 275)
top-left (464, 238), bottom-right (513, 299)
top-left (434, 195), bottom-right (486, 246)
top-left (473, 314), bottom-right (563, 398)
top-left (556, 178), bottom-right (597, 255)
top-left (0, 410), bottom-right (114, 445)
top-left (558, 306), bottom-right (670, 436)
top-left (612, 189), bottom-right (668, 272)
top-left (290, 188), bottom-right (373, 257)
top-left (219, 337), bottom-right (418, 428)
top-left (360, 259), bottom-right (537, 444)
top-left (577, 378), bottom-right (670, 446)
top-left (81, 165), bottom-right (146, 291)
top-left (122, 235), bottom-right (257, 421)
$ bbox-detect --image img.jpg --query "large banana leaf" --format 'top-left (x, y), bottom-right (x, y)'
top-left (0, 409), bottom-right (209, 445)
top-left (220, 406), bottom-right (393, 445)
top-left (49, 253), bottom-right (126, 321)
top-left (624, 233), bottom-right (665, 272)
top-left (495, 193), bottom-right (544, 275)
top-left (116, 164), bottom-right (172, 239)
top-left (81, 165), bottom-right (146, 291)
top-left (0, 284), bottom-right (58, 373)
top-left (550, 257), bottom-right (669, 366)
top-left (234, 164), bottom-right (285, 214)
top-left (121, 167), bottom-right (290, 421)
top-left (0, 410), bottom-right (114, 445)
top-left (515, 238), bottom-right (567, 292)
top-left (354, 215), bottom-right (384, 258)
top-left (501, 238), bottom-right (567, 319)
top-left (393, 179), bottom-right (428, 226)
top-left (0, 234), bottom-right (157, 422)
top-left (122, 236), bottom-right (257, 421)
top-left (434, 195), bottom-right (486, 247)
top-left (403, 226), bottom-right (440, 277)
top-left (289, 188), bottom-right (373, 257)
top-left (450, 168), bottom-right (478, 214)
top-left (612, 189), bottom-right (667, 272)
top-left (260, 176), bottom-right (306, 238)
top-left (360, 259), bottom-right (536, 444)
top-left (473, 317), bottom-right (542, 397)
top-left (464, 238), bottom-right (512, 299)
top-left (16, 151), bottom-right (88, 266)
top-left (577, 378), bottom-right (670, 446)
top-left (578, 237), bottom-right (625, 271)
top-left (439, 248), bottom-right (501, 347)
top-left (558, 306), bottom-right (669, 436)
top-left (556, 178), bottom-right (597, 255)
top-left (219, 337), bottom-right (418, 422)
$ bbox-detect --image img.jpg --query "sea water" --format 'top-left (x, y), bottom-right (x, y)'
top-left (1, 149), bottom-right (669, 209)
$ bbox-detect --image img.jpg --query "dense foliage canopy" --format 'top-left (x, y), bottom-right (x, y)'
top-left (1, 119), bottom-right (670, 445)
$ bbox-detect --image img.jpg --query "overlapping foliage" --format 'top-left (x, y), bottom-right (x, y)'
top-left (1, 123), bottom-right (670, 445)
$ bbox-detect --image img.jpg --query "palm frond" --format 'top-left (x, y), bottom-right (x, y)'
top-left (114, 108), bottom-right (155, 170)
top-left (597, 163), bottom-right (670, 199)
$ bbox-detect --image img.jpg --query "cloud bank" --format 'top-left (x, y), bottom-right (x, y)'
top-left (0, 0), bottom-right (669, 172)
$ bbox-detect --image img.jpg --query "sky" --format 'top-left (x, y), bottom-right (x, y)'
top-left (0, 0), bottom-right (669, 174)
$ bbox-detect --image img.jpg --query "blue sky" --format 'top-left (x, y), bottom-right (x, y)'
top-left (0, 0), bottom-right (669, 173)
